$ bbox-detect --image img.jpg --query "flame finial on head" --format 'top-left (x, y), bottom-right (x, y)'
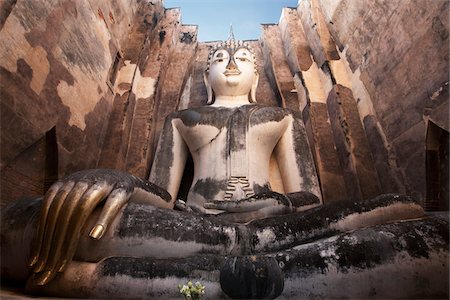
top-left (228, 23), bottom-right (235, 42)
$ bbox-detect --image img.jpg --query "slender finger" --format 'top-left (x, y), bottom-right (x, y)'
top-left (28, 182), bottom-right (63, 267)
top-left (56, 183), bottom-right (112, 275)
top-left (89, 188), bottom-right (131, 240)
top-left (40, 182), bottom-right (90, 276)
top-left (34, 182), bottom-right (112, 285)
top-left (33, 181), bottom-right (75, 273)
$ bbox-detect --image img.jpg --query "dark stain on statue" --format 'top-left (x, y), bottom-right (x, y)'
top-left (220, 256), bottom-right (284, 299)
top-left (150, 115), bottom-right (174, 189)
top-left (100, 255), bottom-right (224, 279)
top-left (276, 216), bottom-right (448, 281)
top-left (179, 106), bottom-right (232, 129)
top-left (249, 105), bottom-right (287, 126)
top-left (228, 108), bottom-right (247, 153)
top-left (63, 169), bottom-right (170, 200)
top-left (334, 217), bottom-right (449, 272)
top-left (279, 247), bottom-right (329, 275)
top-left (248, 194), bottom-right (421, 253)
top-left (253, 183), bottom-right (271, 194)
top-left (118, 203), bottom-right (236, 249)
top-left (291, 110), bottom-right (319, 190)
top-left (401, 230), bottom-right (430, 259)
top-left (192, 178), bottom-right (227, 200)
top-left (335, 238), bottom-right (392, 272)
top-left (287, 191), bottom-right (321, 207)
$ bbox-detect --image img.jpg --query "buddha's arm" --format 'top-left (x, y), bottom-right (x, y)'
top-left (274, 112), bottom-right (322, 204)
top-left (148, 113), bottom-right (188, 205)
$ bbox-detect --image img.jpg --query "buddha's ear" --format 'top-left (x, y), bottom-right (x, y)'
top-left (250, 71), bottom-right (259, 103)
top-left (204, 72), bottom-right (214, 105)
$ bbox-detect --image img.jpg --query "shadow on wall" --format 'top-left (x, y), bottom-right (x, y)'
top-left (0, 127), bottom-right (59, 208)
top-left (425, 121), bottom-right (449, 211)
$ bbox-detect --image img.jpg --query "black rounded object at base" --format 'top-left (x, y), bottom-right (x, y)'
top-left (219, 256), bottom-right (284, 299)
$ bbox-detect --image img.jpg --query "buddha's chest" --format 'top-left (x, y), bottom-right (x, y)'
top-left (174, 106), bottom-right (289, 153)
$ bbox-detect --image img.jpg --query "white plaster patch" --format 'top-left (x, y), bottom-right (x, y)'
top-left (319, 247), bottom-right (338, 258)
top-left (329, 202), bottom-right (424, 232)
top-left (338, 46), bottom-right (375, 119)
top-left (256, 228), bottom-right (277, 245)
top-left (351, 68), bottom-right (374, 118)
top-left (50, 3), bottom-right (114, 130)
top-left (329, 59), bottom-right (352, 88)
top-left (0, 15), bottom-right (50, 95)
top-left (131, 66), bottom-right (156, 99)
top-left (302, 56), bottom-right (333, 103)
top-left (115, 60), bottom-right (137, 96)
top-left (0, 14), bottom-right (32, 73)
top-left (27, 46), bottom-right (50, 95)
top-left (56, 70), bottom-right (106, 130)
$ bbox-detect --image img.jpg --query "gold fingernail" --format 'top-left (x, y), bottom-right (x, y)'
top-left (89, 224), bottom-right (105, 240)
top-left (34, 260), bottom-right (45, 273)
top-left (58, 260), bottom-right (66, 272)
top-left (36, 271), bottom-right (53, 286)
top-left (28, 254), bottom-right (38, 267)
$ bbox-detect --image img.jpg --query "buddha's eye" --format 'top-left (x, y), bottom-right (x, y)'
top-left (237, 57), bottom-right (249, 62)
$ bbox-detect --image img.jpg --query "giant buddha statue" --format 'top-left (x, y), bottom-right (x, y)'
top-left (1, 38), bottom-right (448, 299)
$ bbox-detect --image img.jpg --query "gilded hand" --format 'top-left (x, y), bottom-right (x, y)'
top-left (27, 169), bottom-right (170, 286)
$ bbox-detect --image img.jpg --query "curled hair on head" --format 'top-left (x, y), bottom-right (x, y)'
top-left (205, 40), bottom-right (257, 73)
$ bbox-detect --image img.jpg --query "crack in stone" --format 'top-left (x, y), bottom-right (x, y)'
top-left (193, 128), bottom-right (224, 153)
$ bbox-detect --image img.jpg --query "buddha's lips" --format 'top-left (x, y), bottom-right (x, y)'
top-left (224, 69), bottom-right (241, 76)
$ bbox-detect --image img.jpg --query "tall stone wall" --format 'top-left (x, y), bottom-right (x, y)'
top-left (315, 0), bottom-right (449, 202)
top-left (1, 0), bottom-right (447, 208)
top-left (0, 0), bottom-right (161, 206)
top-left (255, 0), bottom-right (448, 204)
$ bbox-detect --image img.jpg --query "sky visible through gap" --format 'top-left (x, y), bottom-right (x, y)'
top-left (164, 0), bottom-right (300, 42)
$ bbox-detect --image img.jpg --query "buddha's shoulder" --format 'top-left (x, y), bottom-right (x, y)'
top-left (168, 106), bottom-right (233, 127)
top-left (249, 104), bottom-right (298, 122)
top-left (249, 104), bottom-right (292, 114)
top-left (166, 104), bottom-right (299, 126)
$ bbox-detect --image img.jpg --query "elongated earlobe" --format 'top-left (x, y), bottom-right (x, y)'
top-left (204, 72), bottom-right (214, 104)
top-left (250, 72), bottom-right (259, 103)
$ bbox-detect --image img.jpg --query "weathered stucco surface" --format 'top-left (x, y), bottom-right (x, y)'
top-left (0, 0), bottom-right (157, 206)
top-left (0, 1), bottom-right (448, 299)
top-left (1, 0), bottom-right (448, 209)
top-left (316, 0), bottom-right (449, 201)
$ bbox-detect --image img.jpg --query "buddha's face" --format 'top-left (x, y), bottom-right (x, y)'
top-left (207, 47), bottom-right (257, 97)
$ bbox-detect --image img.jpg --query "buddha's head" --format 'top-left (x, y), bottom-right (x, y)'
top-left (204, 40), bottom-right (259, 104)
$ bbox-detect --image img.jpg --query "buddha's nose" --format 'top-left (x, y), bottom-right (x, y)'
top-left (226, 57), bottom-right (238, 70)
